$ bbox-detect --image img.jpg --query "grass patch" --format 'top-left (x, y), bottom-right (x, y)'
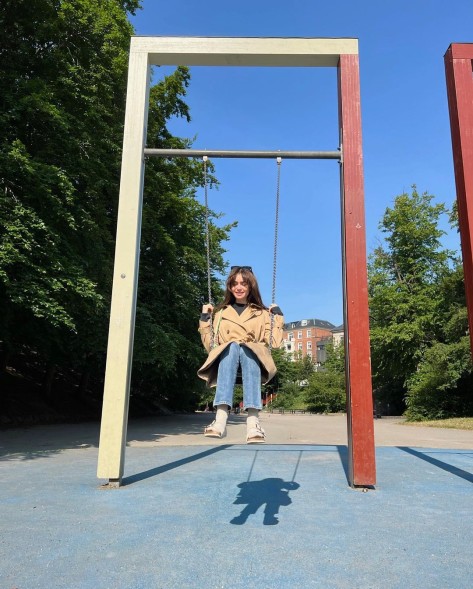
top-left (404, 417), bottom-right (473, 430)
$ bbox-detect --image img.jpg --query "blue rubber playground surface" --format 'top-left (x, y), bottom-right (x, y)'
top-left (1, 421), bottom-right (473, 589)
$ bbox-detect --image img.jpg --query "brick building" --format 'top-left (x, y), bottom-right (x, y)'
top-left (283, 318), bottom-right (336, 363)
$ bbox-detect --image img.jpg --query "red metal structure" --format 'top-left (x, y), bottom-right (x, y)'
top-left (444, 44), bottom-right (473, 359)
top-left (338, 55), bottom-right (376, 487)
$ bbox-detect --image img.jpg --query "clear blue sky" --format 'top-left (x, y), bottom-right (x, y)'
top-left (130, 1), bottom-right (472, 326)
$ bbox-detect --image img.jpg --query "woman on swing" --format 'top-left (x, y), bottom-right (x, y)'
top-left (197, 266), bottom-right (284, 443)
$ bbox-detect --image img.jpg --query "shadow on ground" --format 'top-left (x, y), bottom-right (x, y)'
top-left (0, 413), bottom-right (243, 461)
top-left (398, 446), bottom-right (473, 484)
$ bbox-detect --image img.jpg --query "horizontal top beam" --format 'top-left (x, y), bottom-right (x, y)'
top-left (144, 148), bottom-right (341, 160)
top-left (131, 36), bottom-right (359, 67)
top-left (446, 43), bottom-right (473, 59)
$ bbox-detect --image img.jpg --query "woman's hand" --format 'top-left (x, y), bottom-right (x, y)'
top-left (202, 303), bottom-right (214, 314)
top-left (269, 304), bottom-right (283, 315)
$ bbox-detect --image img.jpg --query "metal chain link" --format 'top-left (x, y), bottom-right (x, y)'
top-left (269, 156), bottom-right (282, 352)
top-left (203, 156), bottom-right (215, 348)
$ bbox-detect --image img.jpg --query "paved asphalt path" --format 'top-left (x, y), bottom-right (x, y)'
top-left (1, 412), bottom-right (471, 458)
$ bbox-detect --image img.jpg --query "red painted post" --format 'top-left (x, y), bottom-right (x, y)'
top-left (444, 44), bottom-right (473, 358)
top-left (338, 54), bottom-right (376, 487)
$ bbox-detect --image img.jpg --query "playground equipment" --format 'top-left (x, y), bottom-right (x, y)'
top-left (202, 154), bottom-right (282, 357)
top-left (444, 43), bottom-right (473, 358)
top-left (97, 37), bottom-right (376, 488)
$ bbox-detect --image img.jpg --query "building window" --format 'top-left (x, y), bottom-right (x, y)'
top-left (301, 319), bottom-right (307, 326)
top-left (307, 351), bottom-right (312, 358)
top-left (288, 332), bottom-right (294, 341)
top-left (307, 342), bottom-right (312, 350)
top-left (306, 329), bottom-right (311, 338)
top-left (297, 331), bottom-right (302, 339)
top-left (298, 343), bottom-right (303, 350)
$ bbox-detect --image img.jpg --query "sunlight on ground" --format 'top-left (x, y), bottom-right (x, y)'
top-left (404, 417), bottom-right (473, 430)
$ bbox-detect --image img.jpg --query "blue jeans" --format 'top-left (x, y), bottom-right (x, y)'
top-left (213, 343), bottom-right (262, 410)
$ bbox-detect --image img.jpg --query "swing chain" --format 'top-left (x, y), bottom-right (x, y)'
top-left (204, 156), bottom-right (281, 352)
top-left (272, 156), bottom-right (281, 305)
top-left (269, 156), bottom-right (282, 352)
top-left (203, 156), bottom-right (215, 349)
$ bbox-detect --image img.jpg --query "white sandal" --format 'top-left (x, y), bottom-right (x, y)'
top-left (204, 420), bottom-right (226, 439)
top-left (246, 423), bottom-right (265, 444)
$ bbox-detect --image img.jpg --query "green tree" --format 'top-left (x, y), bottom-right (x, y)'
top-left (264, 348), bottom-right (298, 406)
top-left (368, 186), bottom-right (467, 416)
top-left (130, 66), bottom-right (232, 410)
top-left (305, 342), bottom-right (346, 413)
top-left (0, 0), bottom-right (142, 394)
top-left (294, 353), bottom-right (316, 382)
top-left (0, 1), bottom-right (232, 416)
top-left (405, 263), bottom-right (473, 419)
top-left (270, 348), bottom-right (298, 386)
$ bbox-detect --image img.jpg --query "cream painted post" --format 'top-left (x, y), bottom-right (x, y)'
top-left (97, 42), bottom-right (150, 485)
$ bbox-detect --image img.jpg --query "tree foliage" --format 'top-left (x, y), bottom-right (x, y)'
top-left (265, 348), bottom-right (304, 410)
top-left (305, 342), bottom-right (346, 413)
top-left (405, 265), bottom-right (473, 419)
top-left (0, 0), bottom-right (231, 418)
top-left (267, 345), bottom-right (346, 413)
top-left (131, 67), bottom-right (232, 409)
top-left (368, 186), bottom-right (472, 419)
top-left (0, 0), bottom-right (143, 402)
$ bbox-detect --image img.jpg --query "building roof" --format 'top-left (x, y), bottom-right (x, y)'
top-left (283, 318), bottom-right (336, 331)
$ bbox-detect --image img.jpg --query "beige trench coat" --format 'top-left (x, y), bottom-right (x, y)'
top-left (197, 304), bottom-right (284, 388)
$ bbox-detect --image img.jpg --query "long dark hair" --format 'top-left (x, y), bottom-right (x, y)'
top-left (214, 267), bottom-right (267, 312)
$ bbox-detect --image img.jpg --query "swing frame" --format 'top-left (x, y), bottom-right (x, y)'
top-left (444, 44), bottom-right (473, 359)
top-left (97, 37), bottom-right (376, 488)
